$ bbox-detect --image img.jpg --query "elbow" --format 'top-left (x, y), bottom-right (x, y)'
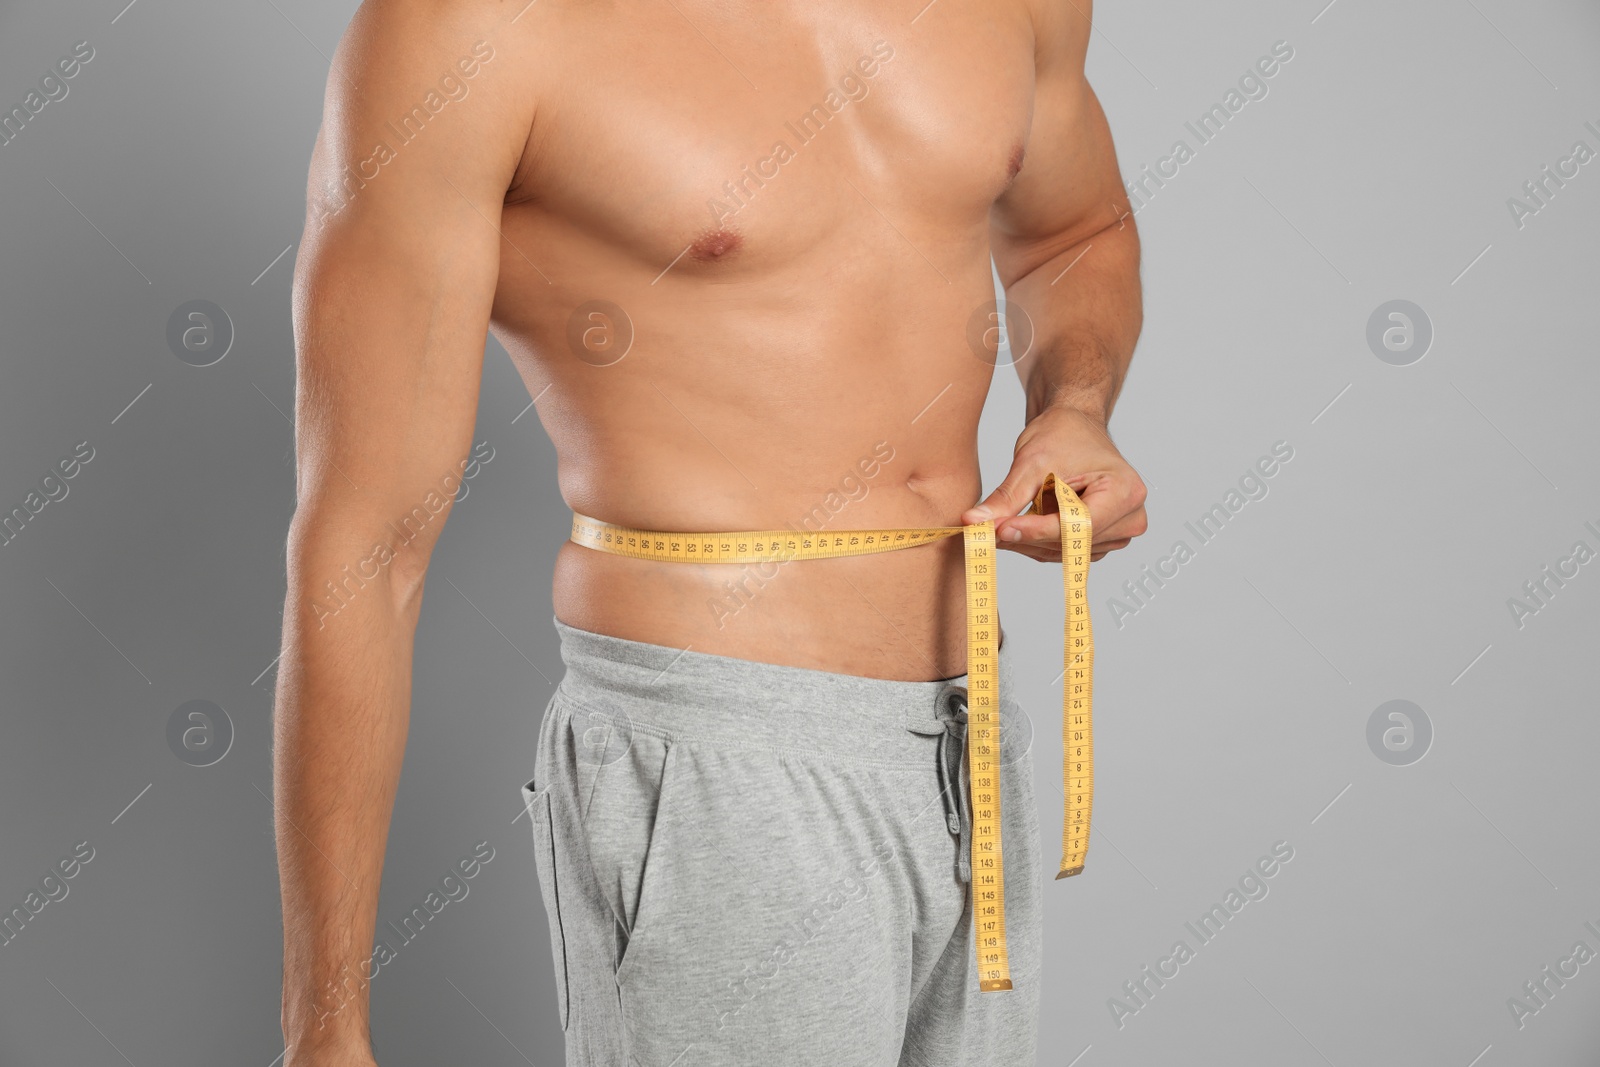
top-left (285, 506), bottom-right (442, 625)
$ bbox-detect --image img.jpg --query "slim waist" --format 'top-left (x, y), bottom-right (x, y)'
top-left (550, 616), bottom-right (1017, 761)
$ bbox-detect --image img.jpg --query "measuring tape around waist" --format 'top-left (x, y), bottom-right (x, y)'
top-left (568, 473), bottom-right (1094, 992)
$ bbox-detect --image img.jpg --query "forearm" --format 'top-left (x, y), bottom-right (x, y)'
top-left (1007, 214), bottom-right (1142, 425)
top-left (275, 529), bottom-right (422, 1056)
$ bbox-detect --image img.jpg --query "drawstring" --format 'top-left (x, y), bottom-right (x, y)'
top-left (935, 685), bottom-right (972, 884)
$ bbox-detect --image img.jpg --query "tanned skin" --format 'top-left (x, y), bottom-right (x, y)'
top-left (275, 0), bottom-right (1145, 1061)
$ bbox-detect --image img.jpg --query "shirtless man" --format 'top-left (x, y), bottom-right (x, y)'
top-left (274, 0), bottom-right (1146, 1063)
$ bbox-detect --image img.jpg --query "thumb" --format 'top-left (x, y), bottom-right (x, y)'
top-left (961, 452), bottom-right (1047, 526)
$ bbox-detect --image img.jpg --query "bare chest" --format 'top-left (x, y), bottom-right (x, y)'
top-left (510, 1), bottom-right (1037, 275)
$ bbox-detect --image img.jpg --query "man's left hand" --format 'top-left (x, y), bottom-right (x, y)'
top-left (959, 404), bottom-right (1147, 562)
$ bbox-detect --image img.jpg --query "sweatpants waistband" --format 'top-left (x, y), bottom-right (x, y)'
top-left (550, 617), bottom-right (1017, 761)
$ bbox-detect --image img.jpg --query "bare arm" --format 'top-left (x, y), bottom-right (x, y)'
top-left (963, 0), bottom-right (1147, 559)
top-left (989, 0), bottom-right (1141, 424)
top-left (274, 2), bottom-right (530, 1060)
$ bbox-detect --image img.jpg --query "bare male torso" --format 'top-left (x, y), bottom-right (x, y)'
top-left (278, 3), bottom-right (1139, 1058)
top-left (485, 2), bottom-right (1069, 680)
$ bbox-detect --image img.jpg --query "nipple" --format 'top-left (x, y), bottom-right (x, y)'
top-left (1006, 143), bottom-right (1026, 184)
top-left (689, 226), bottom-right (743, 261)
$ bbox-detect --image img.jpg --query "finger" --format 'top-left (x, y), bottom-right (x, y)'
top-left (1078, 479), bottom-right (1148, 540)
top-left (995, 507), bottom-right (1136, 550)
top-left (960, 449), bottom-right (1049, 526)
top-left (997, 532), bottom-right (1134, 562)
top-left (1052, 493), bottom-right (1146, 552)
top-left (995, 539), bottom-right (1061, 562)
top-left (991, 513), bottom-right (1061, 545)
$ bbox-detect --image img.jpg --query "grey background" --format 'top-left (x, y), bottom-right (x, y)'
top-left (1, 0), bottom-right (1596, 1064)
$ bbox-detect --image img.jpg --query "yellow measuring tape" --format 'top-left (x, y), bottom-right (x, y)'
top-left (569, 473), bottom-right (1094, 992)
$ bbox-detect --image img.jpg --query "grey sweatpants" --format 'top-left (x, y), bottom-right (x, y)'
top-left (521, 618), bottom-right (1042, 1066)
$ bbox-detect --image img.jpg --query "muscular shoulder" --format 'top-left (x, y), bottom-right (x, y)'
top-left (326, 0), bottom-right (541, 118)
top-left (306, 0), bottom-right (540, 228)
top-left (338, 0), bottom-right (521, 58)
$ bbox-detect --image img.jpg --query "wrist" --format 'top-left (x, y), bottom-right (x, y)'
top-left (283, 995), bottom-right (372, 1057)
top-left (1026, 385), bottom-right (1110, 426)
top-left (283, 1029), bottom-right (373, 1067)
top-left (1023, 362), bottom-right (1114, 423)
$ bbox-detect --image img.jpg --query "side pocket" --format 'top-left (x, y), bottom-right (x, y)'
top-left (593, 739), bottom-right (680, 989)
top-left (522, 783), bottom-right (570, 1031)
